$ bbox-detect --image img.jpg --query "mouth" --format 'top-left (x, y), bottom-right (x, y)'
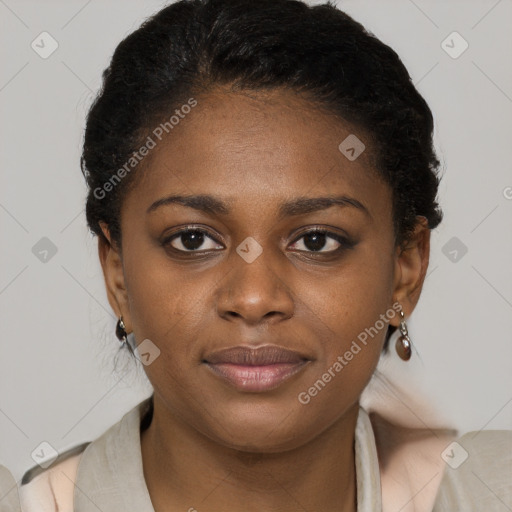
top-left (202, 345), bottom-right (311, 392)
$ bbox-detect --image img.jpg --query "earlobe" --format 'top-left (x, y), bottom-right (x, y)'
top-left (97, 222), bottom-right (131, 330)
top-left (390, 216), bottom-right (430, 326)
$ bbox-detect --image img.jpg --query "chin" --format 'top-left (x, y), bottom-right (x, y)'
top-left (199, 406), bottom-right (317, 453)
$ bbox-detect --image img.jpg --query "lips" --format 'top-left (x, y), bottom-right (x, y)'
top-left (203, 345), bottom-right (310, 392)
top-left (204, 345), bottom-right (307, 365)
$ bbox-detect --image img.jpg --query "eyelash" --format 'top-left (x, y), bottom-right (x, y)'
top-left (161, 226), bottom-right (355, 256)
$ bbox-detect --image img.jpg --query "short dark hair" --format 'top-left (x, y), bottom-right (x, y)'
top-left (81, 0), bottom-right (443, 354)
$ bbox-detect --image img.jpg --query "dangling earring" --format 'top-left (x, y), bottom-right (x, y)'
top-left (396, 307), bottom-right (412, 361)
top-left (115, 315), bottom-right (128, 347)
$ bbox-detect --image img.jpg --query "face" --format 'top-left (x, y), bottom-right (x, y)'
top-left (99, 87), bottom-right (429, 452)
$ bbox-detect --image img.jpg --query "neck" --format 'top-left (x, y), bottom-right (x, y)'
top-left (141, 394), bottom-right (359, 512)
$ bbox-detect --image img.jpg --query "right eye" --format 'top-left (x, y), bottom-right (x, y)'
top-left (162, 228), bottom-right (224, 253)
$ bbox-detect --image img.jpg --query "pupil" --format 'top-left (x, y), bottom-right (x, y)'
top-left (182, 231), bottom-right (204, 250)
top-left (304, 232), bottom-right (325, 252)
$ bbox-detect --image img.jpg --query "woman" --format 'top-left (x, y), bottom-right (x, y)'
top-left (16, 0), bottom-right (512, 511)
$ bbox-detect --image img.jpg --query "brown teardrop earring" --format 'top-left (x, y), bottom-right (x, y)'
top-left (396, 308), bottom-right (412, 361)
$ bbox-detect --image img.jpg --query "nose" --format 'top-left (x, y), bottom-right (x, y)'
top-left (215, 245), bottom-right (295, 326)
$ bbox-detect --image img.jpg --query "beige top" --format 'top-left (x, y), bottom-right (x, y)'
top-left (16, 395), bottom-right (512, 511)
top-left (0, 464), bottom-right (21, 512)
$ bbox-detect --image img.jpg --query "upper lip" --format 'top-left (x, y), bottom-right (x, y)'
top-left (203, 345), bottom-right (309, 365)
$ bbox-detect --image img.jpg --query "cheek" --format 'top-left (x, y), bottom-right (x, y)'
top-left (122, 254), bottom-right (208, 364)
top-left (123, 237), bottom-right (199, 320)
top-left (292, 249), bottom-right (393, 404)
top-left (298, 245), bottom-right (394, 344)
top-left (295, 281), bottom-right (391, 422)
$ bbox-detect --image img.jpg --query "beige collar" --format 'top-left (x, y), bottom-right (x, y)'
top-left (72, 395), bottom-right (456, 511)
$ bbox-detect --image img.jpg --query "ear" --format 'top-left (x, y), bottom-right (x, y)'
top-left (98, 221), bottom-right (132, 333)
top-left (389, 216), bottom-right (431, 327)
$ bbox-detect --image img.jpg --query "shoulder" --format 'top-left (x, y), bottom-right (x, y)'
top-left (0, 464), bottom-right (21, 512)
top-left (18, 396), bottom-right (153, 512)
top-left (18, 443), bottom-right (89, 512)
top-left (434, 429), bottom-right (512, 511)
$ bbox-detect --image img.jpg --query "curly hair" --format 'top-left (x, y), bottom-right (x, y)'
top-left (81, 0), bottom-right (444, 354)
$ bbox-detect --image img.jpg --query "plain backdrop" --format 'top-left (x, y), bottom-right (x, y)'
top-left (1, 0), bottom-right (511, 482)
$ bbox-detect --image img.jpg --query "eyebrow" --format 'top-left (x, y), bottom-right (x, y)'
top-left (146, 194), bottom-right (371, 220)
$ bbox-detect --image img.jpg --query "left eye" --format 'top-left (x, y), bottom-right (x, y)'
top-left (289, 229), bottom-right (349, 253)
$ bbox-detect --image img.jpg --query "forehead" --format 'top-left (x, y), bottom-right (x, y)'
top-left (122, 87), bottom-right (390, 221)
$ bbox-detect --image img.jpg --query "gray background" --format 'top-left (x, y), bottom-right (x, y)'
top-left (1, 0), bottom-right (511, 482)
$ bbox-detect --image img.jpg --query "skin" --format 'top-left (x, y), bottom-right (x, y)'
top-left (98, 87), bottom-right (430, 512)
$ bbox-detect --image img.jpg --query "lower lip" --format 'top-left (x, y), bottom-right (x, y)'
top-left (204, 361), bottom-right (309, 392)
